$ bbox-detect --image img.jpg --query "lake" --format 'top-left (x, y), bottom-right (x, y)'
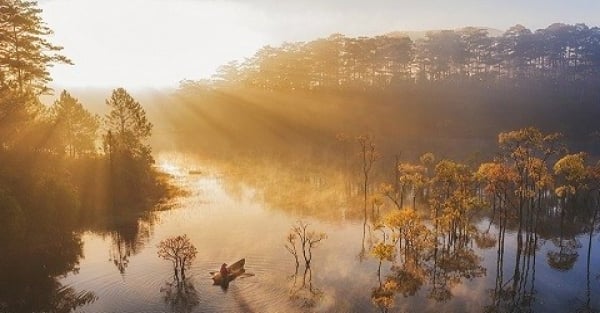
top-left (1, 152), bottom-right (599, 313)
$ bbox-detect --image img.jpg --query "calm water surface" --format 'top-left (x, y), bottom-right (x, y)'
top-left (4, 153), bottom-right (599, 313)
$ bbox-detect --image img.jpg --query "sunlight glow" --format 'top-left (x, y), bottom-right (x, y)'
top-left (158, 161), bottom-right (183, 177)
top-left (40, 0), bottom-right (268, 88)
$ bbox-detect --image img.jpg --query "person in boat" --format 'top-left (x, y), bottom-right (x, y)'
top-left (220, 263), bottom-right (229, 278)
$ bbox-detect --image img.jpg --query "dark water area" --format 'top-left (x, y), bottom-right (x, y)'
top-left (1, 152), bottom-right (599, 313)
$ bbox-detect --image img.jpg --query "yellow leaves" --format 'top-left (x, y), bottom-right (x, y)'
top-left (419, 152), bottom-right (435, 167)
top-left (515, 186), bottom-right (537, 198)
top-left (383, 208), bottom-right (433, 251)
top-left (476, 162), bottom-right (517, 188)
top-left (554, 153), bottom-right (586, 182)
top-left (555, 185), bottom-right (576, 198)
top-left (371, 281), bottom-right (396, 310)
top-left (554, 153), bottom-right (587, 197)
top-left (398, 163), bottom-right (427, 184)
top-left (498, 127), bottom-right (563, 169)
top-left (498, 127), bottom-right (543, 148)
top-left (371, 242), bottom-right (395, 261)
top-left (370, 194), bottom-right (383, 207)
top-left (379, 182), bottom-right (394, 194)
top-left (434, 160), bottom-right (471, 184)
top-left (385, 208), bottom-right (420, 229)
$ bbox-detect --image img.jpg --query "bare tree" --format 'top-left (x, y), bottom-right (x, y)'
top-left (357, 135), bottom-right (379, 221)
top-left (286, 221), bottom-right (327, 267)
top-left (157, 235), bottom-right (198, 280)
top-left (285, 232), bottom-right (300, 269)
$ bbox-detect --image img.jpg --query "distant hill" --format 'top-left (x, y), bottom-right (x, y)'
top-left (386, 27), bottom-right (504, 40)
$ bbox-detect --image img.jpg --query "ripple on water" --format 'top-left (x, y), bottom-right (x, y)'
top-left (63, 172), bottom-right (328, 312)
top-left (181, 254), bottom-right (302, 313)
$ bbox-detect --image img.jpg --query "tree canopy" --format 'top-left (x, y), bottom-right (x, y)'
top-left (185, 23), bottom-right (600, 92)
top-left (0, 0), bottom-right (71, 94)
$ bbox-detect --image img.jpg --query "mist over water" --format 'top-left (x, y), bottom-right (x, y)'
top-left (2, 152), bottom-right (591, 312)
top-left (3, 1), bottom-right (600, 312)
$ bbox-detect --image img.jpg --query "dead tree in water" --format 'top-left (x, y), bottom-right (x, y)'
top-left (157, 235), bottom-right (198, 280)
top-left (285, 233), bottom-right (300, 269)
top-left (357, 135), bottom-right (378, 221)
top-left (285, 221), bottom-right (327, 267)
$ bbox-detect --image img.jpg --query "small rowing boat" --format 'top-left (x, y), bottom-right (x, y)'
top-left (212, 258), bottom-right (245, 285)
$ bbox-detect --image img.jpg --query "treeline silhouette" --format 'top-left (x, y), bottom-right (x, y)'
top-left (0, 0), bottom-right (170, 217)
top-left (0, 2), bottom-right (171, 311)
top-left (166, 23), bottom-right (600, 160)
top-left (204, 23), bottom-right (600, 90)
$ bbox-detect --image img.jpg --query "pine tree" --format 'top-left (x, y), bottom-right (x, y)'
top-left (50, 90), bottom-right (99, 157)
top-left (0, 0), bottom-right (71, 94)
top-left (104, 88), bottom-right (153, 163)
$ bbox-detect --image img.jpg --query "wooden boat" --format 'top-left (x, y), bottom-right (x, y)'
top-left (212, 258), bottom-right (245, 285)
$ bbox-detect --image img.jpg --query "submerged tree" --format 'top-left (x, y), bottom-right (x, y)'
top-left (285, 221), bottom-right (327, 310)
top-left (553, 152), bottom-right (587, 200)
top-left (285, 221), bottom-right (327, 268)
top-left (285, 232), bottom-right (300, 269)
top-left (157, 235), bottom-right (198, 280)
top-left (357, 135), bottom-right (379, 220)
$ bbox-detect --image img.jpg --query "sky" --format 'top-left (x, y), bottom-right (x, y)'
top-left (39, 0), bottom-right (600, 89)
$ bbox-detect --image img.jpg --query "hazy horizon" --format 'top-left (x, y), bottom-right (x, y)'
top-left (39, 0), bottom-right (599, 89)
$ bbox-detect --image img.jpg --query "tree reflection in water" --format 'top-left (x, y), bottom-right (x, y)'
top-left (160, 277), bottom-right (200, 313)
top-left (100, 212), bottom-right (156, 275)
top-left (547, 206), bottom-right (581, 272)
top-left (288, 266), bottom-right (324, 309)
top-left (207, 133), bottom-right (600, 311)
top-left (0, 231), bottom-right (97, 313)
top-left (285, 221), bottom-right (327, 309)
top-left (575, 208), bottom-right (598, 313)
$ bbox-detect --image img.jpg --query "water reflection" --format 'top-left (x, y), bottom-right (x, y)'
top-left (288, 266), bottom-right (324, 309)
top-left (0, 231), bottom-right (96, 313)
top-left (284, 220), bottom-right (327, 310)
top-left (577, 210), bottom-right (597, 313)
top-left (0, 166), bottom-right (167, 313)
top-left (160, 277), bottom-right (200, 313)
top-left (212, 152), bottom-right (600, 311)
top-left (4, 151), bottom-right (600, 312)
top-left (86, 211), bottom-right (157, 275)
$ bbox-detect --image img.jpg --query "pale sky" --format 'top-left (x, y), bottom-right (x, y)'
top-left (40, 0), bottom-right (599, 88)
